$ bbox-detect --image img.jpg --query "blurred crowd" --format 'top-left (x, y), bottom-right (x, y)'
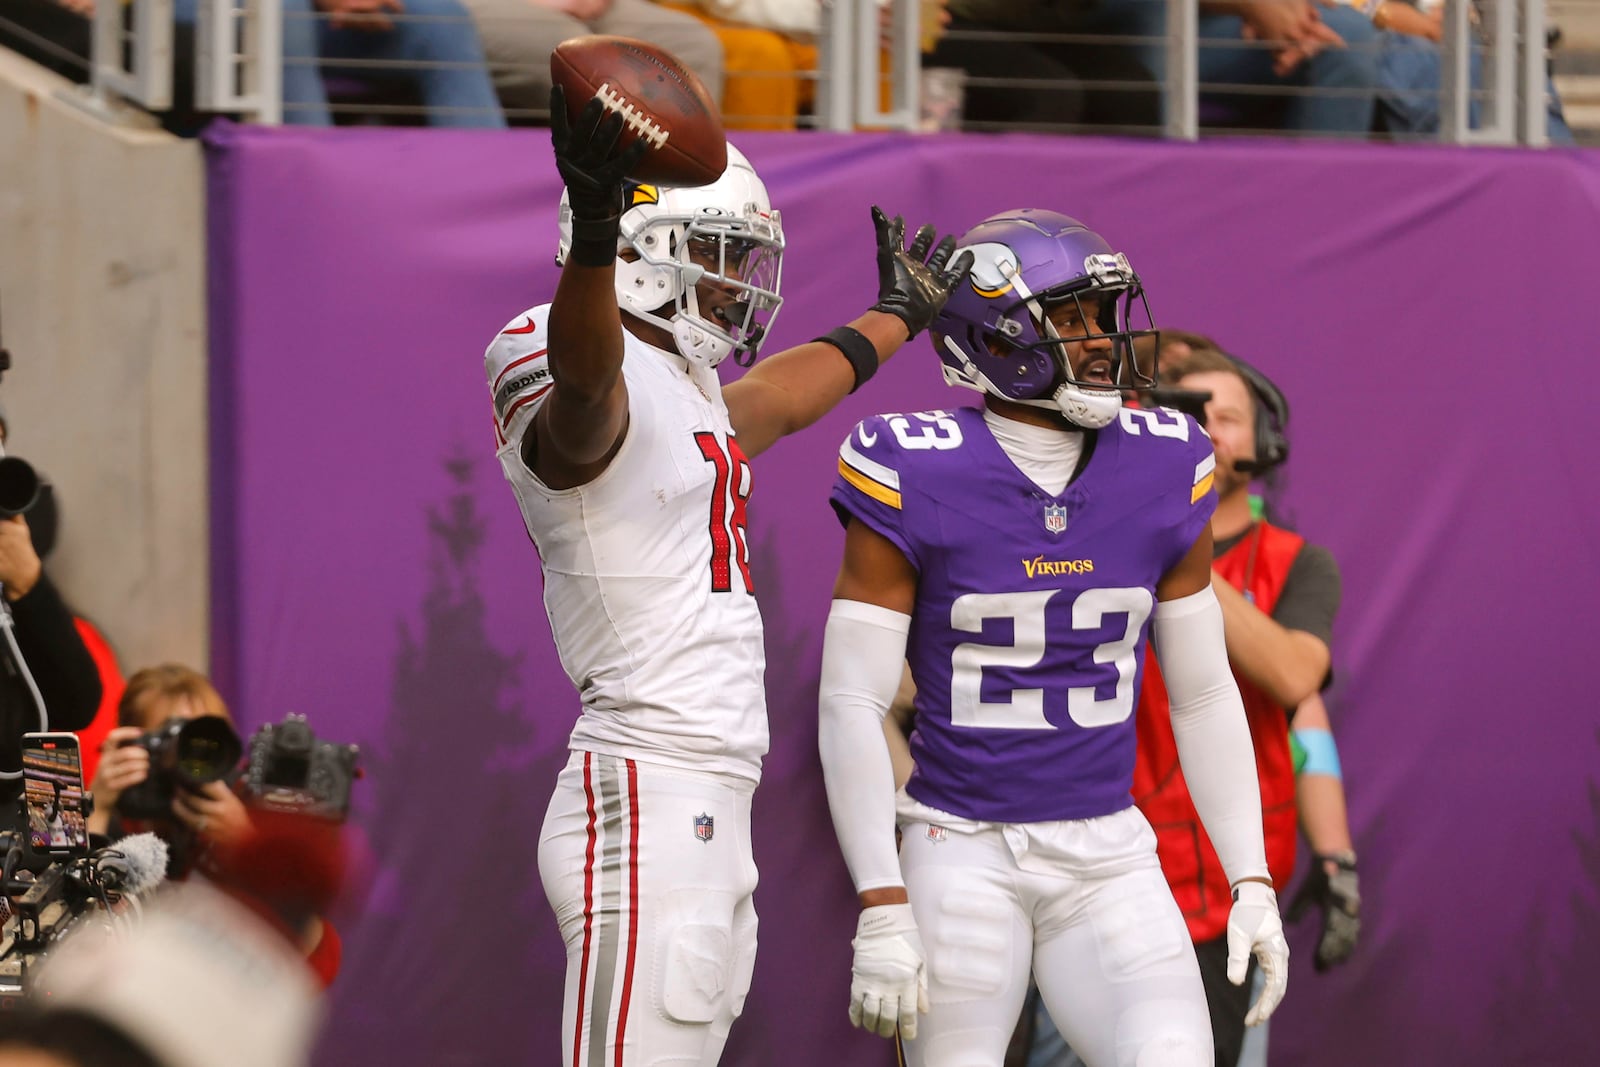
top-left (0, 0), bottom-right (1577, 141)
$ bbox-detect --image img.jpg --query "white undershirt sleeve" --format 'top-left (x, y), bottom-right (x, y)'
top-left (818, 598), bottom-right (913, 893)
top-left (1152, 586), bottom-right (1272, 886)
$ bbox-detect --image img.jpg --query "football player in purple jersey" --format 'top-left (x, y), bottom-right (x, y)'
top-left (817, 209), bottom-right (1290, 1066)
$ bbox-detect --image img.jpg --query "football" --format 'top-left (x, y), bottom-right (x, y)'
top-left (550, 36), bottom-right (728, 188)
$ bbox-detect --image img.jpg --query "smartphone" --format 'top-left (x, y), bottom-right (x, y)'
top-left (20, 732), bottom-right (88, 857)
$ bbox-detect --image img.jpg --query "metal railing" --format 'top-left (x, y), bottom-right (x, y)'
top-left (195, 0), bottom-right (282, 125)
top-left (815, 0), bottom-right (922, 130)
top-left (91, 0), bottom-right (173, 113)
top-left (0, 0), bottom-right (1574, 144)
top-left (819, 0), bottom-right (1562, 145)
top-left (1440, 0), bottom-right (1548, 144)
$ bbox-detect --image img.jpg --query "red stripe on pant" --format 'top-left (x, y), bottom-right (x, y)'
top-left (574, 753), bottom-right (599, 1067)
top-left (613, 759), bottom-right (641, 1067)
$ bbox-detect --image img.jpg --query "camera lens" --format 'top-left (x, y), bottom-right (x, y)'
top-left (0, 456), bottom-right (39, 517)
top-left (173, 717), bottom-right (242, 784)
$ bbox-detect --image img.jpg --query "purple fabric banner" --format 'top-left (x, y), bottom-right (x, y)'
top-left (204, 123), bottom-right (1600, 1066)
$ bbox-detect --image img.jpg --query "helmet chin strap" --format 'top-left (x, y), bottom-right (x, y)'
top-left (1036, 382), bottom-right (1122, 429)
top-left (673, 316), bottom-right (732, 368)
top-left (674, 275), bottom-right (733, 368)
top-left (618, 271), bottom-right (736, 369)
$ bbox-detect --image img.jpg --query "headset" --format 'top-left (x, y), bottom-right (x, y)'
top-left (1224, 353), bottom-right (1290, 476)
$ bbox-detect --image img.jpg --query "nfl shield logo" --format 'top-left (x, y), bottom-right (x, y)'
top-left (1043, 504), bottom-right (1068, 534)
top-left (694, 813), bottom-right (715, 843)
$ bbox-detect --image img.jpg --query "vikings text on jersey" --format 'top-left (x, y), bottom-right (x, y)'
top-left (830, 404), bottom-right (1217, 823)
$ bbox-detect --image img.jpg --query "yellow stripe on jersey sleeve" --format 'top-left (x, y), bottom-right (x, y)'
top-left (1190, 453), bottom-right (1216, 503)
top-left (839, 458), bottom-right (903, 510)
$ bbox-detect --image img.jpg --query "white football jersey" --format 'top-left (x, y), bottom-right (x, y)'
top-left (486, 304), bottom-right (767, 782)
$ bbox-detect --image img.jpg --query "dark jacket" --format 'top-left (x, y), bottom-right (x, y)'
top-left (1, 571), bottom-right (102, 832)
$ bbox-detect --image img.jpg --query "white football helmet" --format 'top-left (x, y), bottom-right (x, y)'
top-left (557, 143), bottom-right (785, 369)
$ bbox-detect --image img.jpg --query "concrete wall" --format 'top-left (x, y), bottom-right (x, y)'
top-left (0, 49), bottom-right (207, 676)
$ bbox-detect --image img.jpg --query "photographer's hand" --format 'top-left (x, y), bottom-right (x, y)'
top-left (87, 727), bottom-right (149, 835)
top-left (173, 782), bottom-right (252, 847)
top-left (0, 516), bottom-right (41, 601)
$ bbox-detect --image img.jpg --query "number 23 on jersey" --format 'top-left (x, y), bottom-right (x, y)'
top-left (951, 586), bottom-right (1154, 732)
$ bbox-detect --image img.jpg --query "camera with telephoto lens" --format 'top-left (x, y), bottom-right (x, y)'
top-left (116, 716), bottom-right (244, 821)
top-left (0, 454), bottom-right (39, 519)
top-left (241, 714), bottom-right (359, 822)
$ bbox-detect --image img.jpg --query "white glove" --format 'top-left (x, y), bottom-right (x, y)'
top-left (848, 903), bottom-right (929, 1039)
top-left (1227, 881), bottom-right (1290, 1027)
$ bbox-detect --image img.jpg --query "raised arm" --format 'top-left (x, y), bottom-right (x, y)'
top-left (724, 207), bottom-right (973, 458)
top-left (529, 88), bottom-right (647, 487)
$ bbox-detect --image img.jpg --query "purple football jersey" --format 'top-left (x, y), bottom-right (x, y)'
top-left (830, 404), bottom-right (1217, 823)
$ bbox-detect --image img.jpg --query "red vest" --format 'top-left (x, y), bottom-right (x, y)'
top-left (1132, 522), bottom-right (1304, 944)
top-left (71, 616), bottom-right (126, 788)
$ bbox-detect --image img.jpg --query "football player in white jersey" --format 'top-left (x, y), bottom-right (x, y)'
top-left (485, 94), bottom-right (974, 1067)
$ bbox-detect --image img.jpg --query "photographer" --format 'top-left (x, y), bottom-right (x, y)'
top-left (86, 665), bottom-right (250, 854)
top-left (85, 665), bottom-right (343, 987)
top-left (0, 510), bottom-right (102, 834)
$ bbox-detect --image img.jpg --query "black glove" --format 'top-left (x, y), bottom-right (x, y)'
top-left (1287, 851), bottom-right (1361, 971)
top-left (868, 206), bottom-right (975, 339)
top-left (550, 85), bottom-right (649, 266)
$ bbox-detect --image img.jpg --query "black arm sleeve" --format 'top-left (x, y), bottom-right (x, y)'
top-left (1272, 544), bottom-right (1342, 694)
top-left (7, 571), bottom-right (102, 733)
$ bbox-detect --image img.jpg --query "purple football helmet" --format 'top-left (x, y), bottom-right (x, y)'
top-left (930, 209), bottom-right (1157, 428)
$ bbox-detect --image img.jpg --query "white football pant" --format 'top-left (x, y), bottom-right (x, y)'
top-left (899, 806), bottom-right (1212, 1067)
top-left (540, 752), bottom-right (758, 1067)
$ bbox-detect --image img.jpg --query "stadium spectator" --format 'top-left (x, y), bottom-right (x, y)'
top-left (1357, 0), bottom-right (1575, 141)
top-left (0, 0), bottom-right (506, 127)
top-left (217, 0), bottom-right (507, 126)
top-left (943, 0), bottom-right (1379, 136)
top-left (926, 2), bottom-right (1159, 130)
top-left (459, 0), bottom-right (723, 124)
